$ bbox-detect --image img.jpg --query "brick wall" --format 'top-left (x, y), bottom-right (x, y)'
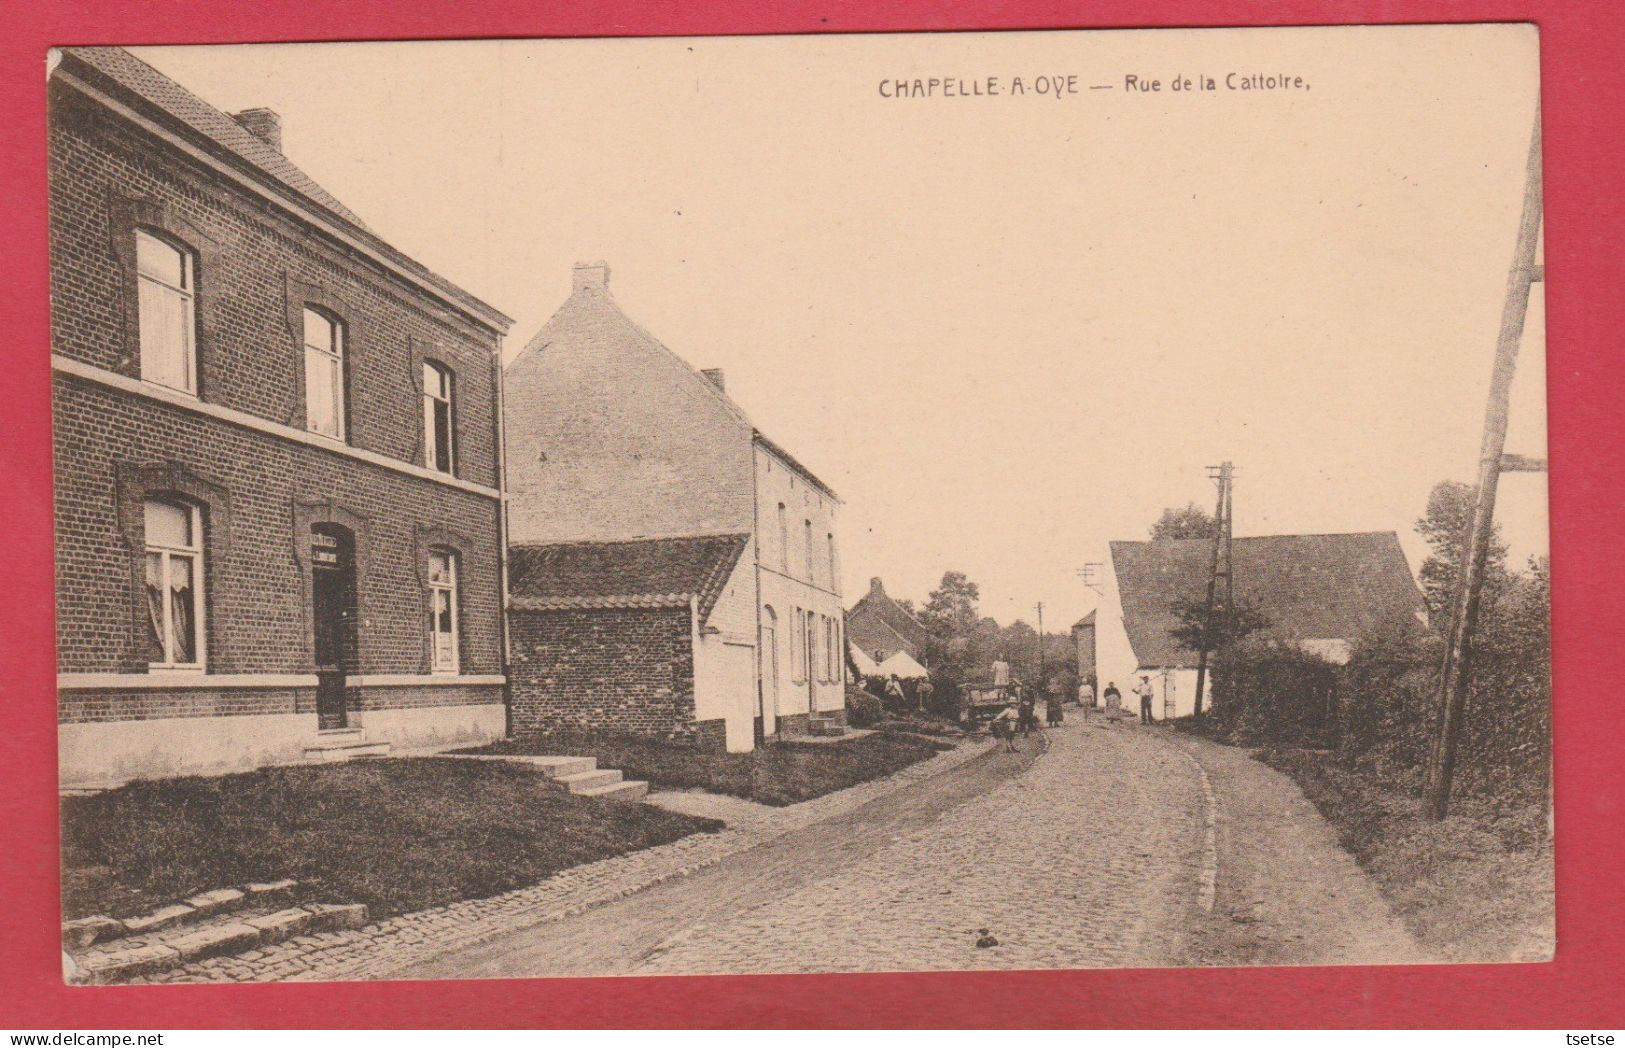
top-left (48, 84), bottom-right (502, 489)
top-left (54, 377), bottom-right (504, 680)
top-left (49, 78), bottom-right (507, 723)
top-left (508, 608), bottom-right (698, 738)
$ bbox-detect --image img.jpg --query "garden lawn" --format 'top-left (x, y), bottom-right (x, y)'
top-left (463, 730), bottom-right (951, 807)
top-left (61, 757), bottom-right (722, 922)
top-left (1258, 747), bottom-right (1553, 963)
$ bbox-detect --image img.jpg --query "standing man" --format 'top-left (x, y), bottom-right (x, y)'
top-left (917, 675), bottom-right (934, 712)
top-left (1136, 675), bottom-right (1156, 725)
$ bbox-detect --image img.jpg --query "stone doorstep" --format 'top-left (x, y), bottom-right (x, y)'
top-left (71, 903), bottom-right (369, 985)
top-left (551, 768), bottom-right (624, 792)
top-left (573, 779), bottom-right (650, 802)
top-left (63, 879), bottom-right (298, 949)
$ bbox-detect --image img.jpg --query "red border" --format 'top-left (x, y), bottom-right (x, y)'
top-left (3, 1), bottom-right (1621, 1030)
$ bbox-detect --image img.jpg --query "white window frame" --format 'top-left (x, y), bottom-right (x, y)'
top-left (423, 361), bottom-right (455, 474)
top-left (143, 499), bottom-right (205, 670)
top-left (303, 307), bottom-right (346, 441)
top-left (428, 549), bottom-right (460, 674)
top-left (135, 229), bottom-right (197, 395)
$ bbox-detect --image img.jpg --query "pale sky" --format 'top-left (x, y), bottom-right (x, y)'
top-left (132, 24), bottom-right (1546, 628)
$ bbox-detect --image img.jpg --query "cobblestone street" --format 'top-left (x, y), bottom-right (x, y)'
top-left (154, 712), bottom-right (1428, 983)
top-left (636, 719), bottom-right (1205, 974)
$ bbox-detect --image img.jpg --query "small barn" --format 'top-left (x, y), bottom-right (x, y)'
top-left (846, 577), bottom-right (931, 674)
top-left (1095, 532), bottom-right (1430, 720)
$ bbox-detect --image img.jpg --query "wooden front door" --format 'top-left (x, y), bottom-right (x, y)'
top-left (311, 527), bottom-right (357, 730)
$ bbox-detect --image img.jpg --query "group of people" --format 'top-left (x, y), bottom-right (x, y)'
top-left (988, 657), bottom-right (1064, 752)
top-left (1100, 676), bottom-right (1159, 724)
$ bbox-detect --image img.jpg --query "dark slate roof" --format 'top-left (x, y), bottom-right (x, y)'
top-left (62, 47), bottom-right (369, 230)
top-left (1110, 532), bottom-right (1429, 668)
top-left (847, 579), bottom-right (930, 653)
top-left (55, 47), bottom-right (511, 331)
top-left (508, 534), bottom-right (750, 623)
top-left (1072, 610), bottom-right (1097, 630)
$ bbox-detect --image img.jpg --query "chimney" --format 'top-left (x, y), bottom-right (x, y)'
top-left (572, 262), bottom-right (610, 294)
top-left (869, 577), bottom-right (885, 596)
top-left (700, 369), bottom-right (726, 392)
top-left (231, 108), bottom-right (282, 152)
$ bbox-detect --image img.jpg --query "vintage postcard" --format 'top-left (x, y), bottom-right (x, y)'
top-left (50, 23), bottom-right (1550, 984)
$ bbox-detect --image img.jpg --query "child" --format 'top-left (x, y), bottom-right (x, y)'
top-left (991, 704), bottom-right (1020, 752)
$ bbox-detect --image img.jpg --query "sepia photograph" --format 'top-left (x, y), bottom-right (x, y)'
top-left (47, 23), bottom-right (1552, 988)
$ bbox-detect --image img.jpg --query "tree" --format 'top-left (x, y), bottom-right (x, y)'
top-left (1416, 480), bottom-right (1509, 620)
top-left (921, 571), bottom-right (980, 637)
top-left (1151, 503), bottom-right (1218, 541)
top-left (1168, 594), bottom-right (1270, 656)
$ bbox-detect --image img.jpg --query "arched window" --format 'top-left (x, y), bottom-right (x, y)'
top-left (143, 498), bottom-right (204, 668)
top-left (427, 548), bottom-right (460, 673)
top-left (303, 307), bottom-right (346, 440)
top-left (777, 504), bottom-right (788, 572)
top-left (422, 361), bottom-right (455, 474)
top-left (135, 229), bottom-right (197, 394)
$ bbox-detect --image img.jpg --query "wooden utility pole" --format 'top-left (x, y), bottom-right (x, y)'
top-left (1425, 108), bottom-right (1544, 821)
top-left (1192, 461), bottom-right (1234, 718)
top-left (1035, 601), bottom-right (1045, 686)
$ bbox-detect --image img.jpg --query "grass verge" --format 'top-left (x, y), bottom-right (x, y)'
top-left (1257, 747), bottom-right (1553, 962)
top-left (61, 757), bottom-right (722, 922)
top-left (462, 729), bottom-right (952, 807)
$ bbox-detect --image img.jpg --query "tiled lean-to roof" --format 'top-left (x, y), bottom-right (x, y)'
top-left (1110, 532), bottom-right (1429, 669)
top-left (508, 534), bottom-right (750, 624)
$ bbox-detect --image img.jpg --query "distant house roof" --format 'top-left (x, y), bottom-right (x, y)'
top-left (56, 47), bottom-right (510, 332)
top-left (1110, 532), bottom-right (1429, 669)
top-left (847, 577), bottom-right (930, 659)
top-left (509, 533), bottom-right (749, 623)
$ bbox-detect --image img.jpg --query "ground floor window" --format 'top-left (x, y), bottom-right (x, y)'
top-left (428, 549), bottom-right (459, 672)
top-left (143, 498), bottom-right (203, 668)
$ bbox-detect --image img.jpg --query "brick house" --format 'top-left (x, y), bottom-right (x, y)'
top-left (50, 48), bottom-right (513, 785)
top-left (846, 577), bottom-right (930, 679)
top-left (504, 264), bottom-right (846, 751)
top-left (1095, 532), bottom-right (1430, 719)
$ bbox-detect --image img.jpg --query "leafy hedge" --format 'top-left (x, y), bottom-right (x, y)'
top-left (1205, 563), bottom-right (1551, 810)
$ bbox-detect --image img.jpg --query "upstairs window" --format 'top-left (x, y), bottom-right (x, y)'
top-left (827, 533), bottom-right (837, 591)
top-left (423, 362), bottom-right (455, 474)
top-left (428, 549), bottom-right (460, 673)
top-left (135, 229), bottom-right (197, 394)
top-left (143, 498), bottom-right (204, 668)
top-left (777, 504), bottom-right (789, 572)
top-left (804, 519), bottom-right (815, 584)
top-left (303, 308), bottom-right (346, 440)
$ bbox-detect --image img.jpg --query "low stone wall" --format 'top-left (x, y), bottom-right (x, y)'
top-left (508, 606), bottom-right (699, 739)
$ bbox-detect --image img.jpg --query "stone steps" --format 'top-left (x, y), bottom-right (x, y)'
top-left (302, 728), bottom-right (391, 762)
top-left (63, 878), bottom-right (298, 949)
top-left (808, 716), bottom-right (847, 737)
top-left (68, 902), bottom-right (369, 985)
top-left (572, 779), bottom-right (650, 802)
top-left (439, 751), bottom-right (649, 802)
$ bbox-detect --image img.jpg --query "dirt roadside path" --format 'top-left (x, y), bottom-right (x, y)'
top-left (1172, 731), bottom-right (1436, 967)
